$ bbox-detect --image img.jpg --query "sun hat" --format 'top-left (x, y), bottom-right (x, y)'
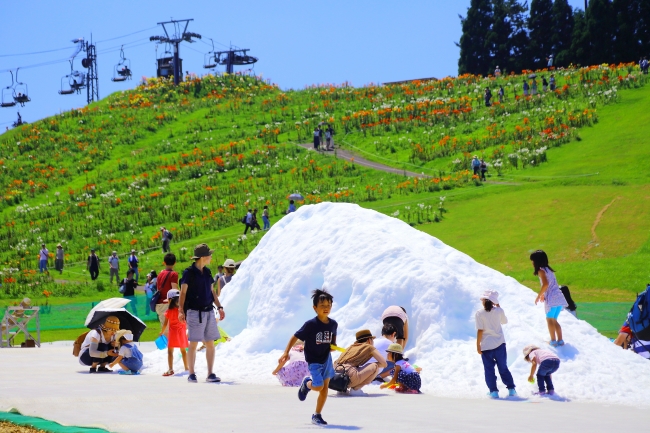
top-left (167, 289), bottom-right (180, 300)
top-left (101, 316), bottom-right (120, 332)
top-left (131, 249), bottom-right (136, 253)
top-left (57, 244), bottom-right (62, 248)
top-left (191, 243), bottom-right (214, 260)
top-left (481, 290), bottom-right (500, 305)
top-left (386, 343), bottom-right (404, 354)
top-left (355, 329), bottom-right (375, 342)
top-left (20, 298), bottom-right (31, 307)
top-left (115, 329), bottom-right (133, 342)
top-left (112, 251), bottom-right (117, 254)
top-left (523, 345), bottom-right (540, 358)
top-left (223, 258), bottom-right (236, 268)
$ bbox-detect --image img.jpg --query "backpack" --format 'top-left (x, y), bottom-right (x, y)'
top-left (149, 271), bottom-right (172, 313)
top-left (72, 330), bottom-right (91, 357)
top-left (241, 215), bottom-right (247, 224)
top-left (559, 286), bottom-right (577, 311)
top-left (118, 280), bottom-right (126, 294)
top-left (167, 231), bottom-right (173, 240)
top-left (182, 266), bottom-right (214, 315)
top-left (628, 285), bottom-right (650, 341)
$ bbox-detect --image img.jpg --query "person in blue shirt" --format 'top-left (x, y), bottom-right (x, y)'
top-left (471, 156), bottom-right (481, 176)
top-left (279, 289), bottom-right (337, 426)
top-left (287, 200), bottom-right (297, 214)
top-left (128, 250), bottom-right (139, 283)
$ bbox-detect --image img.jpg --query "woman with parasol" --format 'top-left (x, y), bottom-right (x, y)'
top-left (78, 316), bottom-right (120, 373)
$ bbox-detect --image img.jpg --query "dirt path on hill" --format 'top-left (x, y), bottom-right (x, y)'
top-left (582, 196), bottom-right (621, 258)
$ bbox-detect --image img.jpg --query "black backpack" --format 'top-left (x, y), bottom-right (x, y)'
top-left (182, 266), bottom-right (214, 316)
top-left (167, 231), bottom-right (173, 240)
top-left (628, 285), bottom-right (650, 341)
top-left (559, 286), bottom-right (577, 311)
top-left (241, 215), bottom-right (247, 224)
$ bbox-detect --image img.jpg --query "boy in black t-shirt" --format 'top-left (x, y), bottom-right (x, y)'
top-left (279, 289), bottom-right (337, 426)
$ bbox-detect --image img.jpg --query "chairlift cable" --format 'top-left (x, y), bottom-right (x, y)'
top-left (94, 26), bottom-right (159, 44)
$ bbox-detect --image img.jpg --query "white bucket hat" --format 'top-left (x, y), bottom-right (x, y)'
top-left (481, 290), bottom-right (499, 305)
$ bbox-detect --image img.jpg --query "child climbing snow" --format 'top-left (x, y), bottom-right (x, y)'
top-left (272, 342), bottom-right (310, 387)
top-left (523, 345), bottom-right (561, 395)
top-left (475, 290), bottom-right (517, 398)
top-left (530, 250), bottom-right (568, 347)
top-left (379, 343), bottom-right (421, 393)
top-left (109, 330), bottom-right (143, 375)
top-left (160, 289), bottom-right (189, 376)
top-left (278, 289), bottom-right (337, 426)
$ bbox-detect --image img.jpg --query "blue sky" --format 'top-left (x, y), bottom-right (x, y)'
top-left (0, 0), bottom-right (585, 128)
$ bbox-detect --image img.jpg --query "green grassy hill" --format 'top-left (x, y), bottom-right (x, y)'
top-left (1, 64), bottom-right (648, 339)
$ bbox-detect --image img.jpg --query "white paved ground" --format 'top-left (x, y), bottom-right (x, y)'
top-left (1, 343), bottom-right (649, 433)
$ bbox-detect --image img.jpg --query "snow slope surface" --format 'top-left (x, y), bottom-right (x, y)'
top-left (146, 202), bottom-right (650, 405)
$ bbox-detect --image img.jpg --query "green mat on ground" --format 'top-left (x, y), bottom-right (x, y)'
top-left (578, 302), bottom-right (630, 335)
top-left (0, 411), bottom-right (109, 433)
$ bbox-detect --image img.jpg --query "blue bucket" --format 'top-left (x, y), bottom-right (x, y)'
top-left (155, 335), bottom-right (168, 350)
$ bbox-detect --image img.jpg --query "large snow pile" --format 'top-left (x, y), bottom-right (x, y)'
top-left (144, 202), bottom-right (650, 404)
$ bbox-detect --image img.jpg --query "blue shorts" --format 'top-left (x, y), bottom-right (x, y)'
top-left (308, 355), bottom-right (334, 388)
top-left (546, 306), bottom-right (563, 319)
top-left (121, 356), bottom-right (143, 372)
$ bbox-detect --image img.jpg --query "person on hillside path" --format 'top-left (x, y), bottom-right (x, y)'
top-left (55, 244), bottom-right (64, 274)
top-left (484, 88), bottom-right (492, 107)
top-left (480, 159), bottom-right (488, 181)
top-left (381, 306), bottom-right (409, 349)
top-left (108, 251), bottom-right (120, 285)
top-left (87, 249), bottom-right (100, 281)
top-left (476, 290), bottom-right (517, 398)
top-left (531, 250), bottom-right (568, 347)
top-left (179, 243), bottom-right (225, 383)
top-left (334, 329), bottom-right (387, 394)
top-left (122, 269), bottom-right (139, 316)
top-left (547, 55), bottom-right (553, 68)
top-left (287, 200), bottom-right (297, 214)
top-left (39, 244), bottom-right (49, 273)
top-left (262, 205), bottom-right (271, 230)
top-left (531, 78), bottom-right (538, 95)
top-left (326, 126), bottom-right (335, 150)
top-left (313, 127), bottom-right (320, 150)
top-left (128, 250), bottom-right (139, 283)
top-left (542, 77), bottom-right (548, 92)
top-left (494, 65), bottom-right (501, 77)
top-left (244, 209), bottom-right (253, 234)
top-left (156, 253), bottom-right (179, 335)
top-left (251, 209), bottom-right (261, 231)
top-left (161, 227), bottom-right (171, 253)
top-left (498, 86), bottom-right (504, 104)
top-left (319, 127), bottom-right (324, 151)
top-left (472, 156), bottom-right (481, 176)
top-left (523, 80), bottom-right (529, 97)
top-left (549, 74), bottom-right (556, 91)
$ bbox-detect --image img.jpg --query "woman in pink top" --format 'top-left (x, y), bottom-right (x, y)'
top-left (523, 345), bottom-right (560, 395)
top-left (381, 305), bottom-right (408, 348)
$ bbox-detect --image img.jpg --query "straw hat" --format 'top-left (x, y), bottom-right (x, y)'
top-left (100, 316), bottom-right (120, 332)
top-left (386, 343), bottom-right (404, 354)
top-left (115, 329), bottom-right (133, 342)
top-left (355, 329), bottom-right (375, 342)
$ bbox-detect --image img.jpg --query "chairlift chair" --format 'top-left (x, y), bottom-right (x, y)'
top-left (112, 46), bottom-right (132, 82)
top-left (12, 69), bottom-right (30, 107)
top-left (203, 38), bottom-right (217, 69)
top-left (1, 86), bottom-right (16, 108)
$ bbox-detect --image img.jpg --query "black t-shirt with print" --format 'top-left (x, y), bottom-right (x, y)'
top-left (294, 316), bottom-right (337, 364)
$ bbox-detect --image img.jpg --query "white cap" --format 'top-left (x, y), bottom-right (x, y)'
top-left (167, 289), bottom-right (180, 300)
top-left (481, 290), bottom-right (500, 305)
top-left (123, 332), bottom-right (134, 341)
top-left (223, 259), bottom-right (236, 268)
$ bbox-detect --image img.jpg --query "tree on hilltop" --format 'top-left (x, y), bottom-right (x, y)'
top-left (586, 0), bottom-right (616, 64)
top-left (528, 0), bottom-right (555, 68)
top-left (550, 0), bottom-right (574, 67)
top-left (458, 0), bottom-right (494, 74)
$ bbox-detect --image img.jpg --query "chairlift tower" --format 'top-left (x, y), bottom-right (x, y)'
top-left (82, 40), bottom-right (99, 104)
top-left (150, 19), bottom-right (201, 85)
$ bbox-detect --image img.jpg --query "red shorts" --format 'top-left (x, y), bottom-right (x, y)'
top-left (620, 325), bottom-right (632, 335)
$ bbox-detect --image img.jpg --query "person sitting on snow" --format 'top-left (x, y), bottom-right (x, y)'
top-left (334, 329), bottom-right (387, 394)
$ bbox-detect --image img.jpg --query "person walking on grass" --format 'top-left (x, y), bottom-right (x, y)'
top-left (128, 250), bottom-right (139, 283)
top-left (161, 227), bottom-right (172, 253)
top-left (523, 345), bottom-right (561, 396)
top-left (471, 156), bottom-right (481, 176)
top-left (549, 74), bottom-right (556, 91)
top-left (523, 79), bottom-right (529, 97)
top-left (156, 253), bottom-right (179, 335)
top-left (251, 208), bottom-right (261, 231)
top-left (243, 209), bottom-right (253, 234)
top-left (121, 269), bottom-right (139, 317)
top-left (160, 289), bottom-right (189, 376)
top-left (108, 251), bottom-right (120, 285)
top-left (87, 249), bottom-right (100, 281)
top-left (313, 127), bottom-right (320, 150)
top-left (480, 159), bottom-right (488, 181)
top-left (476, 290), bottom-right (516, 399)
top-left (326, 125), bottom-right (335, 150)
top-left (262, 205), bottom-right (271, 230)
top-left (279, 289), bottom-right (337, 426)
top-left (39, 244), bottom-right (49, 273)
top-left (530, 250), bottom-right (568, 347)
top-left (178, 243), bottom-right (225, 383)
top-left (498, 86), bottom-right (504, 104)
top-left (55, 244), bottom-right (64, 274)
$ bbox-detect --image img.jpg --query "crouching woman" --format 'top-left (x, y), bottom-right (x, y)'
top-left (79, 316), bottom-right (120, 373)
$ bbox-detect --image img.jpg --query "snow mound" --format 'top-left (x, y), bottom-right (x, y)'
top-left (146, 202), bottom-right (650, 404)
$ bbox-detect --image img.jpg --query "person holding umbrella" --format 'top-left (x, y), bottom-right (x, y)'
top-left (78, 316), bottom-right (120, 373)
top-left (179, 243), bottom-right (226, 383)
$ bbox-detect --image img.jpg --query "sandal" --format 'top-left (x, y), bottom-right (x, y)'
top-left (163, 370), bottom-right (174, 377)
